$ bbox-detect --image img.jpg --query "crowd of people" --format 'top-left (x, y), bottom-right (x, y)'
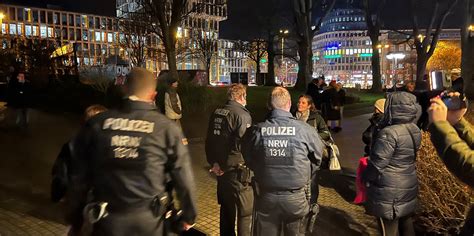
top-left (306, 77), bottom-right (346, 133)
top-left (9, 67), bottom-right (465, 236)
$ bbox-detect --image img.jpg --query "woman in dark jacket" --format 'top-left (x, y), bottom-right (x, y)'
top-left (293, 95), bottom-right (330, 207)
top-left (322, 81), bottom-right (344, 132)
top-left (362, 92), bottom-right (422, 236)
top-left (362, 98), bottom-right (386, 156)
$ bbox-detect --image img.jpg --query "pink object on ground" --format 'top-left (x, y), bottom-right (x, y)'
top-left (354, 157), bottom-right (368, 204)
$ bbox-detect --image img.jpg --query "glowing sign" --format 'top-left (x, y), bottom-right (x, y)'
top-left (324, 55), bottom-right (342, 59)
top-left (359, 53), bottom-right (372, 57)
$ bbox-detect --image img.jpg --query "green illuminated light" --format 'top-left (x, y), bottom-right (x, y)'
top-left (359, 53), bottom-right (373, 57)
top-left (324, 54), bottom-right (342, 59)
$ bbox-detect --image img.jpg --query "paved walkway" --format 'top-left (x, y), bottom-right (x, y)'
top-left (0, 109), bottom-right (378, 235)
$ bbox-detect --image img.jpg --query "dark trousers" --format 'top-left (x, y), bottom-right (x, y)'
top-left (217, 171), bottom-right (253, 236)
top-left (310, 168), bottom-right (319, 205)
top-left (15, 107), bottom-right (28, 128)
top-left (254, 190), bottom-right (309, 236)
top-left (378, 215), bottom-right (415, 236)
top-left (92, 210), bottom-right (163, 236)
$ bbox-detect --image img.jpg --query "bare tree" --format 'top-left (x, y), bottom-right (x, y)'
top-left (409, 0), bottom-right (459, 83)
top-left (190, 29), bottom-right (219, 84)
top-left (135, 0), bottom-right (191, 81)
top-left (135, 0), bottom-right (225, 81)
top-left (461, 0), bottom-right (474, 112)
top-left (118, 13), bottom-right (153, 68)
top-left (255, 0), bottom-right (285, 86)
top-left (234, 39), bottom-right (267, 85)
top-left (292, 0), bottom-right (336, 90)
top-left (362, 0), bottom-right (386, 92)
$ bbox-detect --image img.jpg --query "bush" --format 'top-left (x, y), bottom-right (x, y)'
top-left (415, 131), bottom-right (473, 234)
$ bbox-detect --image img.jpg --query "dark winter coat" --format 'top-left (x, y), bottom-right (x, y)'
top-left (322, 87), bottom-right (343, 121)
top-left (306, 111), bottom-right (330, 142)
top-left (362, 92), bottom-right (422, 220)
top-left (362, 113), bottom-right (384, 156)
top-left (7, 80), bottom-right (31, 108)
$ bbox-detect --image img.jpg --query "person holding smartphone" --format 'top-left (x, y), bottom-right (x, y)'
top-left (428, 92), bottom-right (473, 235)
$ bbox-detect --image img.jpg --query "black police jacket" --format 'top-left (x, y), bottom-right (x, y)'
top-left (68, 99), bottom-right (197, 223)
top-left (205, 100), bottom-right (252, 171)
top-left (242, 109), bottom-right (323, 191)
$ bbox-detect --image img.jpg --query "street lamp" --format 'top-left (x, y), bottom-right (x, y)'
top-left (386, 53), bottom-right (406, 89)
top-left (279, 29), bottom-right (289, 83)
top-left (469, 25), bottom-right (474, 37)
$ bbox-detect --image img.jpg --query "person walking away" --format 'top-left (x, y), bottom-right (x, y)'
top-left (164, 79), bottom-right (182, 128)
top-left (362, 99), bottom-right (386, 156)
top-left (51, 105), bottom-right (107, 203)
top-left (362, 92), bottom-right (421, 236)
top-left (205, 84), bottom-right (253, 236)
top-left (8, 72), bottom-right (31, 128)
top-left (428, 92), bottom-right (474, 235)
top-left (243, 87), bottom-right (323, 236)
top-left (293, 94), bottom-right (330, 233)
top-left (322, 81), bottom-right (343, 132)
top-left (66, 68), bottom-right (197, 235)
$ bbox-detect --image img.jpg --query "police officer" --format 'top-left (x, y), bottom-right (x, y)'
top-left (66, 68), bottom-right (197, 235)
top-left (205, 83), bottom-right (253, 236)
top-left (242, 87), bottom-right (323, 236)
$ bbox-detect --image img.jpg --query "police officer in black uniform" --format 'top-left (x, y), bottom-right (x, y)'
top-left (205, 83), bottom-right (253, 236)
top-left (242, 87), bottom-right (323, 236)
top-left (66, 68), bottom-right (197, 235)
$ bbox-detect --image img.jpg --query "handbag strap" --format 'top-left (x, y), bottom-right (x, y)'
top-left (404, 126), bottom-right (418, 159)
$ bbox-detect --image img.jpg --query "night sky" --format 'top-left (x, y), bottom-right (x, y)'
top-left (5, 0), bottom-right (464, 40)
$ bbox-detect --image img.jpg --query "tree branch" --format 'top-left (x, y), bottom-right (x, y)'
top-left (427, 0), bottom-right (459, 57)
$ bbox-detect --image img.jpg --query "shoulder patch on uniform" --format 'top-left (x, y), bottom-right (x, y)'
top-left (182, 138), bottom-right (189, 145)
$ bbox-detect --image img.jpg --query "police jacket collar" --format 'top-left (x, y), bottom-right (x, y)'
top-left (123, 99), bottom-right (157, 111)
top-left (227, 100), bottom-right (248, 111)
top-left (269, 109), bottom-right (294, 119)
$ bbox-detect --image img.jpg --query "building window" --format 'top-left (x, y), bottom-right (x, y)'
top-left (40, 25), bottom-right (47, 38)
top-left (95, 31), bottom-right (101, 42)
top-left (17, 8), bottom-right (24, 21)
top-left (75, 15), bottom-right (81, 27)
top-left (17, 23), bottom-right (23, 36)
top-left (47, 12), bottom-right (53, 24)
top-left (100, 18), bottom-right (106, 30)
top-left (76, 29), bottom-right (81, 40)
top-left (54, 12), bottom-right (60, 24)
top-left (40, 10), bottom-right (46, 23)
top-left (68, 28), bottom-right (74, 40)
top-left (25, 25), bottom-right (32, 36)
top-left (68, 14), bottom-right (74, 26)
top-left (108, 33), bottom-right (113, 43)
top-left (82, 30), bottom-right (88, 41)
top-left (95, 17), bottom-right (100, 29)
top-left (62, 13), bottom-right (67, 25)
top-left (48, 27), bottom-right (54, 38)
top-left (9, 23), bottom-right (17, 35)
top-left (33, 10), bottom-right (39, 23)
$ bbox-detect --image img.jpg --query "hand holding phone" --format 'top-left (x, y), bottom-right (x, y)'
top-left (440, 91), bottom-right (467, 111)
